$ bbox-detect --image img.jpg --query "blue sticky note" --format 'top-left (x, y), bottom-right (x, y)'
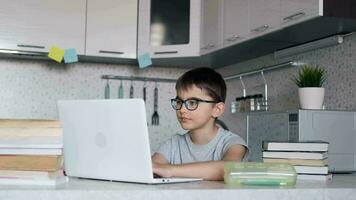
top-left (138, 53), bottom-right (152, 69)
top-left (64, 48), bottom-right (78, 63)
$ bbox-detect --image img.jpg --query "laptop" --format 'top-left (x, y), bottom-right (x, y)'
top-left (57, 99), bottom-right (202, 184)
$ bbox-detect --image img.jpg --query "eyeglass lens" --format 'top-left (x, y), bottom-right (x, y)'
top-left (172, 99), bottom-right (199, 111)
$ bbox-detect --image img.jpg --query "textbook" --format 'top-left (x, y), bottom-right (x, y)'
top-left (0, 148), bottom-right (62, 156)
top-left (0, 169), bottom-right (64, 179)
top-left (262, 151), bottom-right (328, 160)
top-left (262, 141), bottom-right (329, 152)
top-left (0, 127), bottom-right (63, 138)
top-left (0, 119), bottom-right (61, 128)
top-left (294, 166), bottom-right (329, 175)
top-left (297, 174), bottom-right (332, 181)
top-left (263, 158), bottom-right (328, 167)
top-left (0, 155), bottom-right (63, 171)
top-left (0, 128), bottom-right (63, 149)
top-left (0, 175), bottom-right (68, 186)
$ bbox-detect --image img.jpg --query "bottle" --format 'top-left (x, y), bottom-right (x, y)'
top-left (118, 80), bottom-right (124, 98)
top-left (104, 80), bottom-right (110, 99)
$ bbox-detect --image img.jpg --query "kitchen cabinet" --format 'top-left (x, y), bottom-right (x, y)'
top-left (249, 0), bottom-right (281, 38)
top-left (86, 0), bottom-right (138, 59)
top-left (222, 0), bottom-right (250, 48)
top-left (280, 0), bottom-right (320, 27)
top-left (0, 0), bottom-right (86, 54)
top-left (200, 0), bottom-right (222, 55)
top-left (138, 0), bottom-right (202, 58)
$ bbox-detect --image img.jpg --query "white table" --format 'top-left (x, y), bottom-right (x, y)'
top-left (1, 174), bottom-right (356, 200)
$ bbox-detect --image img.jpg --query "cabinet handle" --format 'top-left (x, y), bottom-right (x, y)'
top-left (283, 11), bottom-right (306, 21)
top-left (208, 44), bottom-right (215, 48)
top-left (17, 44), bottom-right (45, 49)
top-left (226, 35), bottom-right (241, 42)
top-left (154, 51), bottom-right (178, 55)
top-left (99, 50), bottom-right (124, 54)
top-left (201, 44), bottom-right (216, 50)
top-left (201, 46), bottom-right (209, 50)
top-left (251, 24), bottom-right (269, 33)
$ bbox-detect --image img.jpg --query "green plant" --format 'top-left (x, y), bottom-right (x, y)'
top-left (294, 65), bottom-right (326, 87)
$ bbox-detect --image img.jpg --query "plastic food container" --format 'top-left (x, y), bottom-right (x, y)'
top-left (224, 162), bottom-right (297, 186)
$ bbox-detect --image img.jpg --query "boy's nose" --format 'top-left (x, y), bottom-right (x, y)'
top-left (179, 104), bottom-right (189, 113)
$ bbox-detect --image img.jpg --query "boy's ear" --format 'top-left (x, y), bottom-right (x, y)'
top-left (212, 102), bottom-right (225, 118)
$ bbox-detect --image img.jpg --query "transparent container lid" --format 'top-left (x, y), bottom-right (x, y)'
top-left (224, 162), bottom-right (297, 186)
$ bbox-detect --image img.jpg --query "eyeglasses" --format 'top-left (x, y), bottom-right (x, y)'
top-left (170, 98), bottom-right (220, 111)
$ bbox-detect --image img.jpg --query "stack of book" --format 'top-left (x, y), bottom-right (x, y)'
top-left (0, 119), bottom-right (67, 185)
top-left (262, 141), bottom-right (332, 181)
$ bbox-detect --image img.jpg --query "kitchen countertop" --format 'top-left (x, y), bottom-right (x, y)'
top-left (1, 174), bottom-right (356, 200)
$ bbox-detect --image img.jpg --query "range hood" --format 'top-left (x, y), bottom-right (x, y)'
top-left (153, 0), bottom-right (356, 68)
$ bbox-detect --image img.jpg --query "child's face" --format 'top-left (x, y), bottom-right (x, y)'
top-left (175, 85), bottom-right (223, 131)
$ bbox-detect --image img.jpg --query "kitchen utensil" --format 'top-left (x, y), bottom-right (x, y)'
top-left (118, 80), bottom-right (124, 98)
top-left (151, 83), bottom-right (159, 125)
top-left (143, 81), bottom-right (147, 102)
top-left (104, 80), bottom-right (110, 99)
top-left (129, 80), bottom-right (134, 98)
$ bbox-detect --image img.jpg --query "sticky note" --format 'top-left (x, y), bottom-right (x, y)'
top-left (48, 46), bottom-right (65, 63)
top-left (138, 53), bottom-right (152, 69)
top-left (64, 48), bottom-right (78, 63)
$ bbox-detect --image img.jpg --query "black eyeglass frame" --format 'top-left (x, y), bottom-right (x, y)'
top-left (170, 98), bottom-right (220, 111)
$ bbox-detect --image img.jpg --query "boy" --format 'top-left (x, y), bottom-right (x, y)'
top-left (152, 67), bottom-right (247, 181)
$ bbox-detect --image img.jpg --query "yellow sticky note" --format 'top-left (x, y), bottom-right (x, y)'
top-left (48, 46), bottom-right (65, 63)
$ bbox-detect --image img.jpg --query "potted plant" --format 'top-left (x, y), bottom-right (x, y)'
top-left (294, 65), bottom-right (326, 109)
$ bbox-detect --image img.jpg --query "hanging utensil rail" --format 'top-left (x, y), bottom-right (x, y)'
top-left (223, 61), bottom-right (301, 81)
top-left (226, 61), bottom-right (304, 113)
top-left (102, 75), bottom-right (176, 83)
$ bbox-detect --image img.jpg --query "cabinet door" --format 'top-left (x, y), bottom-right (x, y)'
top-left (0, 0), bottom-right (85, 54)
top-left (86, 0), bottom-right (138, 58)
top-left (280, 0), bottom-right (320, 27)
top-left (249, 0), bottom-right (281, 38)
top-left (138, 0), bottom-right (201, 58)
top-left (223, 0), bottom-right (249, 48)
top-left (200, 0), bottom-right (222, 55)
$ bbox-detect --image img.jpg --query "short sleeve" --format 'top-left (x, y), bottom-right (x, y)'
top-left (222, 133), bottom-right (249, 161)
top-left (155, 138), bottom-right (172, 163)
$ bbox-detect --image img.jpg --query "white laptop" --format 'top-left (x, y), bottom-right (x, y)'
top-left (57, 99), bottom-right (202, 184)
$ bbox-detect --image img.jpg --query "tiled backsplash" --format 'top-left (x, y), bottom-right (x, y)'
top-left (0, 59), bottom-right (187, 152)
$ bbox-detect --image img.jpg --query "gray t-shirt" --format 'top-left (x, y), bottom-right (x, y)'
top-left (156, 128), bottom-right (248, 164)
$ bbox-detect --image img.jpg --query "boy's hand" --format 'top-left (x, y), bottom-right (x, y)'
top-left (152, 163), bottom-right (174, 178)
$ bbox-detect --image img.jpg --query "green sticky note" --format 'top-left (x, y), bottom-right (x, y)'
top-left (48, 46), bottom-right (65, 63)
top-left (138, 53), bottom-right (152, 69)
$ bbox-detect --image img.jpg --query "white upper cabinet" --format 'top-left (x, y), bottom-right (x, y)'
top-left (249, 0), bottom-right (281, 37)
top-left (200, 0), bottom-right (222, 55)
top-left (222, 0), bottom-right (250, 48)
top-left (280, 0), bottom-right (320, 27)
top-left (138, 0), bottom-right (201, 58)
top-left (0, 0), bottom-right (86, 54)
top-left (86, 0), bottom-right (138, 58)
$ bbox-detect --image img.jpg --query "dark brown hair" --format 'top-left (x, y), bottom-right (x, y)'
top-left (175, 67), bottom-right (226, 103)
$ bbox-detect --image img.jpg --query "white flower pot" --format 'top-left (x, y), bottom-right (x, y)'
top-left (298, 87), bottom-right (325, 109)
